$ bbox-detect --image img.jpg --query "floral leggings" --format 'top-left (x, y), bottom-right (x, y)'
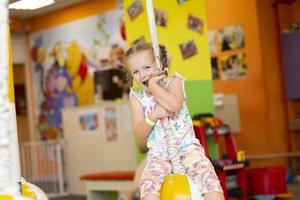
top-left (139, 143), bottom-right (222, 199)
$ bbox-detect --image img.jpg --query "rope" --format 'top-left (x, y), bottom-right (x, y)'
top-left (146, 0), bottom-right (186, 174)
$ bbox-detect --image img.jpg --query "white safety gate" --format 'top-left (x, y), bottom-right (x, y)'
top-left (20, 140), bottom-right (68, 197)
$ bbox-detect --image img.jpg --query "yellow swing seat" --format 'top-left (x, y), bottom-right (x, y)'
top-left (0, 181), bottom-right (48, 200)
top-left (160, 173), bottom-right (192, 200)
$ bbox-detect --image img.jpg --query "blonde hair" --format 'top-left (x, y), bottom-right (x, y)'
top-left (122, 42), bottom-right (168, 86)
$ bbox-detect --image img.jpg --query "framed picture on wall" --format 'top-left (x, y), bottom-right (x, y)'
top-left (104, 107), bottom-right (118, 142)
top-left (179, 40), bottom-right (198, 59)
top-left (218, 25), bottom-right (245, 52)
top-left (187, 14), bottom-right (204, 34)
top-left (127, 0), bottom-right (144, 21)
top-left (220, 53), bottom-right (247, 80)
top-left (154, 9), bottom-right (168, 27)
top-left (79, 111), bottom-right (99, 133)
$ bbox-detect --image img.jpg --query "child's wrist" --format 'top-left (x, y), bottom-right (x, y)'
top-left (145, 114), bottom-right (156, 126)
top-left (148, 112), bottom-right (157, 122)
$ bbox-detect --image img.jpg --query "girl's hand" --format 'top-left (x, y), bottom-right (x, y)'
top-left (148, 74), bottom-right (165, 89)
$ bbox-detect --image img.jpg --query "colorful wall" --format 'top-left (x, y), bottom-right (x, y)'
top-left (26, 0), bottom-right (117, 140)
top-left (24, 0), bottom-right (294, 167)
top-left (27, 0), bottom-right (215, 141)
top-left (29, 9), bottom-right (125, 140)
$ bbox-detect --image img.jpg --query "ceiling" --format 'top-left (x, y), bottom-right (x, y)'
top-left (9, 0), bottom-right (87, 19)
top-left (9, 0), bottom-right (297, 19)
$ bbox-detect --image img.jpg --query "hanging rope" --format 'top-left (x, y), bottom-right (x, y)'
top-left (146, 0), bottom-right (185, 174)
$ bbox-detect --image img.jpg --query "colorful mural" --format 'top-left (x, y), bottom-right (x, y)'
top-left (30, 9), bottom-right (126, 140)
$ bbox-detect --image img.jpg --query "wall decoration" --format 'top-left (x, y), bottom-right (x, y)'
top-left (211, 57), bottom-right (219, 80)
top-left (208, 31), bottom-right (217, 54)
top-left (104, 107), bottom-right (118, 142)
top-left (218, 25), bottom-right (244, 52)
top-left (127, 0), bottom-right (144, 21)
top-left (30, 9), bottom-right (126, 140)
top-left (208, 25), bottom-right (246, 81)
top-left (220, 53), bottom-right (247, 80)
top-left (179, 40), bottom-right (198, 59)
top-left (79, 110), bottom-right (99, 133)
top-left (154, 9), bottom-right (168, 27)
top-left (187, 14), bottom-right (204, 34)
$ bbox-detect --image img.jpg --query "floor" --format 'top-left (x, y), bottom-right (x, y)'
top-left (50, 183), bottom-right (300, 200)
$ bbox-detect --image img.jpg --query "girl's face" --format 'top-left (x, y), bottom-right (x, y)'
top-left (127, 50), bottom-right (157, 91)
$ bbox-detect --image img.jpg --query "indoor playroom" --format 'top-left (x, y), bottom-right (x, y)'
top-left (1, 0), bottom-right (300, 199)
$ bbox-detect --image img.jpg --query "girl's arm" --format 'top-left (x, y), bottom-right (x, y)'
top-left (148, 75), bottom-right (184, 113)
top-left (129, 94), bottom-right (174, 151)
top-left (129, 95), bottom-right (153, 151)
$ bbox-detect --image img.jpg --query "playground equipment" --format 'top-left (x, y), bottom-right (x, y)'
top-left (0, 1), bottom-right (48, 199)
top-left (193, 113), bottom-right (249, 200)
top-left (146, 0), bottom-right (202, 199)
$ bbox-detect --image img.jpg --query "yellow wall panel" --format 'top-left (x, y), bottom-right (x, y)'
top-left (124, 0), bottom-right (211, 80)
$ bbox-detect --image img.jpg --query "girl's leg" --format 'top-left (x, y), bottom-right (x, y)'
top-left (181, 143), bottom-right (223, 195)
top-left (118, 159), bottom-right (146, 200)
top-left (140, 158), bottom-right (172, 199)
top-left (133, 158), bottom-right (146, 191)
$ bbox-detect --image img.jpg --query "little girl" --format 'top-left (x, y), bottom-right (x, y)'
top-left (123, 43), bottom-right (224, 200)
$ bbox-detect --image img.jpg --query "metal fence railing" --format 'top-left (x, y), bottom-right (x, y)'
top-left (20, 140), bottom-right (67, 198)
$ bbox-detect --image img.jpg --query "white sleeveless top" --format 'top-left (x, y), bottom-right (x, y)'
top-left (130, 73), bottom-right (199, 159)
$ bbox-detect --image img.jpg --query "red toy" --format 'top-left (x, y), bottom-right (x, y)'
top-left (193, 113), bottom-right (249, 200)
top-left (246, 167), bottom-right (287, 196)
